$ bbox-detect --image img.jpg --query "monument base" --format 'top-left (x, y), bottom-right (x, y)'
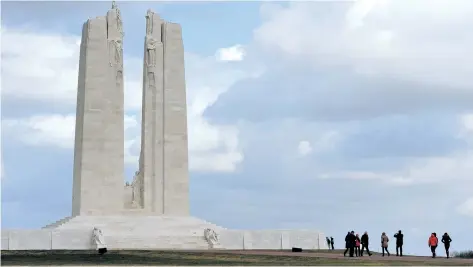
top-left (38, 215), bottom-right (224, 249)
top-left (2, 216), bottom-right (327, 251)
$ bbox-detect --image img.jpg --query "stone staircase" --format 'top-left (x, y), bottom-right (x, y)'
top-left (42, 216), bottom-right (74, 229)
top-left (56, 216), bottom-right (224, 232)
top-left (45, 215), bottom-right (224, 250)
top-left (105, 235), bottom-right (210, 249)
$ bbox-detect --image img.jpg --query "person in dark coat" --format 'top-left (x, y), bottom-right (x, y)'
top-left (344, 232), bottom-right (350, 256)
top-left (330, 237), bottom-right (335, 250)
top-left (326, 237), bottom-right (331, 249)
top-left (344, 231), bottom-right (356, 257)
top-left (441, 232), bottom-right (452, 258)
top-left (360, 231), bottom-right (372, 256)
top-left (394, 230), bottom-right (404, 256)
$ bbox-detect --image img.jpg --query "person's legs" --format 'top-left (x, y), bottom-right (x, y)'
top-left (361, 245), bottom-right (365, 256)
top-left (382, 247), bottom-right (385, 256)
top-left (430, 246), bottom-right (435, 257)
top-left (349, 246), bottom-right (355, 257)
top-left (386, 247), bottom-right (390, 256)
top-left (433, 246), bottom-right (437, 258)
top-left (400, 245), bottom-right (403, 256)
top-left (445, 244), bottom-right (450, 258)
top-left (344, 247), bottom-right (349, 256)
top-left (367, 245), bottom-right (372, 256)
top-left (331, 243), bottom-right (334, 250)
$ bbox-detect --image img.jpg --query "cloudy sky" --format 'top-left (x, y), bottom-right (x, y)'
top-left (1, 0), bottom-right (473, 256)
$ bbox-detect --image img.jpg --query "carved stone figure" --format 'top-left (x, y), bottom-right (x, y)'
top-left (148, 72), bottom-right (156, 89)
top-left (204, 228), bottom-right (219, 248)
top-left (109, 40), bottom-right (123, 66)
top-left (146, 10), bottom-right (154, 35)
top-left (116, 9), bottom-right (123, 36)
top-left (116, 70), bottom-right (123, 89)
top-left (146, 39), bottom-right (158, 67)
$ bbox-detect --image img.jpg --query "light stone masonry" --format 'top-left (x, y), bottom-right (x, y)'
top-left (3, 3), bottom-right (327, 252)
top-left (72, 4), bottom-right (124, 216)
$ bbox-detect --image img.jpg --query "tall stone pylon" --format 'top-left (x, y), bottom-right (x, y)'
top-left (72, 3), bottom-right (125, 216)
top-left (138, 10), bottom-right (190, 215)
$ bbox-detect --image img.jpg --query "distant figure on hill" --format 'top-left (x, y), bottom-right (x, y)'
top-left (344, 231), bottom-right (356, 257)
top-left (428, 232), bottom-right (439, 258)
top-left (360, 231), bottom-right (372, 256)
top-left (394, 230), bottom-right (404, 256)
top-left (326, 237), bottom-right (331, 249)
top-left (355, 234), bottom-right (361, 256)
top-left (330, 237), bottom-right (335, 250)
top-left (441, 232), bottom-right (452, 258)
top-left (381, 232), bottom-right (390, 257)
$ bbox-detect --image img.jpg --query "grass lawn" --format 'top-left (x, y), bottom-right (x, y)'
top-left (2, 250), bottom-right (472, 266)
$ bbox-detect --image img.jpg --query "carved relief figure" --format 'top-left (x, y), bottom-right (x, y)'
top-left (146, 39), bottom-right (158, 67)
top-left (204, 228), bottom-right (220, 249)
top-left (109, 40), bottom-right (123, 66)
top-left (148, 72), bottom-right (156, 89)
top-left (116, 70), bottom-right (123, 89)
top-left (116, 9), bottom-right (123, 36)
top-left (130, 171), bottom-right (143, 208)
top-left (146, 10), bottom-right (154, 35)
top-left (111, 1), bottom-right (123, 36)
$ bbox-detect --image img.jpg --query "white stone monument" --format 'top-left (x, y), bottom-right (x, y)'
top-left (1, 3), bottom-right (327, 251)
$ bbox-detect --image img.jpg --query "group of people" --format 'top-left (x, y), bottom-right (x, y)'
top-left (325, 236), bottom-right (335, 250)
top-left (429, 232), bottom-right (453, 258)
top-left (337, 230), bottom-right (453, 258)
top-left (342, 231), bottom-right (374, 257)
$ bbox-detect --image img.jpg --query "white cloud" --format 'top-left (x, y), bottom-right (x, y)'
top-left (215, 44), bottom-right (246, 62)
top-left (3, 115), bottom-right (76, 149)
top-left (297, 141), bottom-right (312, 156)
top-left (318, 114), bottom-right (473, 186)
top-left (2, 114), bottom-right (139, 163)
top-left (1, 28), bottom-right (80, 104)
top-left (457, 198), bottom-right (473, 218)
top-left (1, 27), bottom-right (251, 173)
top-left (254, 1), bottom-right (473, 89)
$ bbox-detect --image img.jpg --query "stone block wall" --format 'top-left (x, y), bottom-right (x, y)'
top-left (1, 229), bottom-right (327, 250)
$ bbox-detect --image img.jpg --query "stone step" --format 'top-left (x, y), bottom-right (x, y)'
top-left (42, 216), bottom-right (74, 229)
top-left (56, 216), bottom-right (225, 233)
top-left (104, 235), bottom-right (210, 250)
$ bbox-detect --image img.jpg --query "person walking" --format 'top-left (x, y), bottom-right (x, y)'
top-left (428, 232), bottom-right (439, 258)
top-left (360, 231), bottom-right (372, 256)
top-left (343, 232), bottom-right (350, 256)
top-left (326, 237), bottom-right (331, 250)
top-left (344, 231), bottom-right (356, 257)
top-left (441, 233), bottom-right (452, 258)
top-left (394, 230), bottom-right (404, 256)
top-left (330, 237), bottom-right (335, 250)
top-left (355, 233), bottom-right (361, 257)
top-left (381, 232), bottom-right (390, 257)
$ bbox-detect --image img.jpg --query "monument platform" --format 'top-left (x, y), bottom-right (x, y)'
top-left (2, 216), bottom-right (327, 251)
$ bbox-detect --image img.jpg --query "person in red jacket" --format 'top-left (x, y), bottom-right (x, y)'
top-left (355, 234), bottom-right (361, 257)
top-left (428, 232), bottom-right (439, 258)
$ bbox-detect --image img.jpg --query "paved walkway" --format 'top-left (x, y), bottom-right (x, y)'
top-left (209, 249), bottom-right (473, 264)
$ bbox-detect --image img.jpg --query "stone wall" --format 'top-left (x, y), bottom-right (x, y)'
top-left (1, 229), bottom-right (327, 250)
